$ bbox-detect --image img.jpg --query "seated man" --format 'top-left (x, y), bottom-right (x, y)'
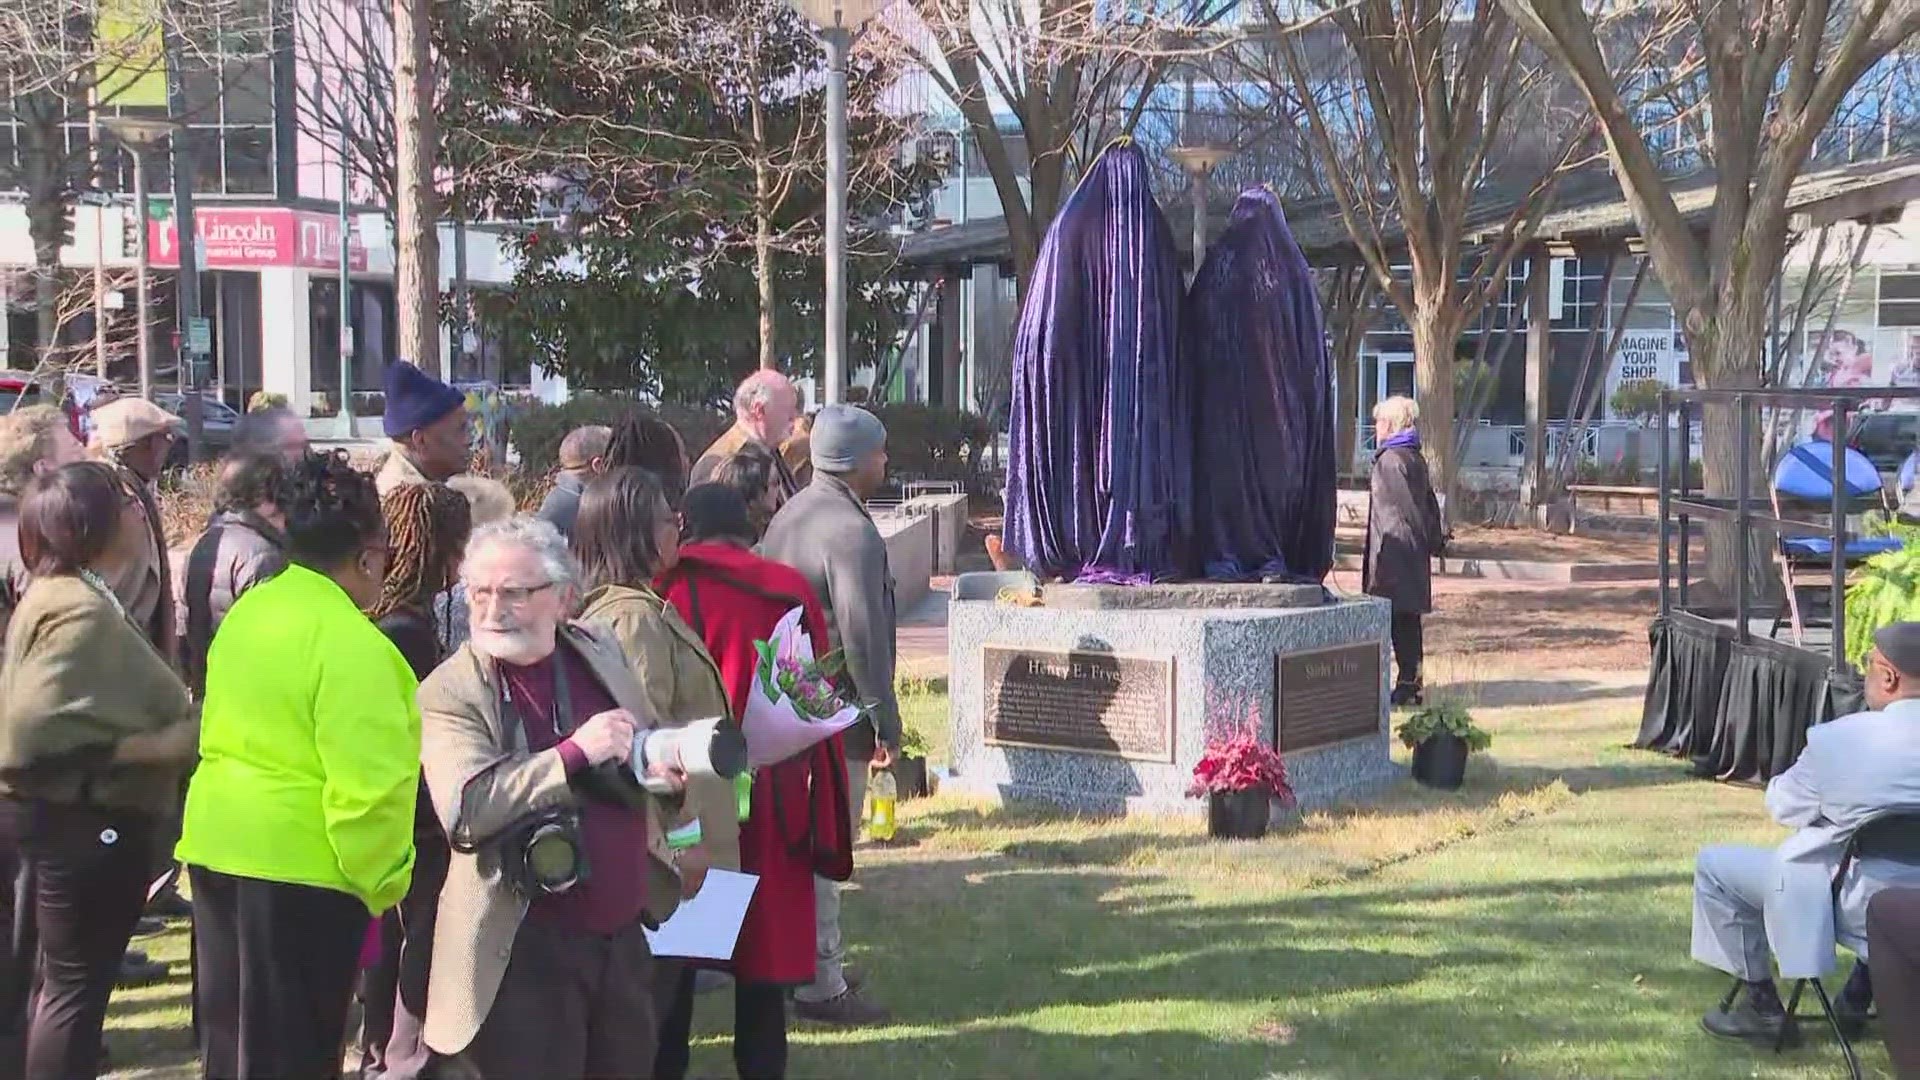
top-left (1694, 621), bottom-right (1920, 1043)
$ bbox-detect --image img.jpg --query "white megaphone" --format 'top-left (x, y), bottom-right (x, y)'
top-left (629, 717), bottom-right (749, 796)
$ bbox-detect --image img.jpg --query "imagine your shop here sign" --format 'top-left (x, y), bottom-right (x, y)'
top-left (1606, 331), bottom-right (1685, 414)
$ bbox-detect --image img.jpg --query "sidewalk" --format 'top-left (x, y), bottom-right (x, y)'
top-left (898, 579), bottom-right (952, 681)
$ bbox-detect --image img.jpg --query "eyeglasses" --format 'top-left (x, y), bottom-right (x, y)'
top-left (467, 582), bottom-right (556, 607)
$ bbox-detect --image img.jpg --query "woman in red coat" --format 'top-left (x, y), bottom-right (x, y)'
top-left (653, 483), bottom-right (852, 1080)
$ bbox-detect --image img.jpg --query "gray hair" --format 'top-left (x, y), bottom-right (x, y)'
top-left (1373, 395), bottom-right (1419, 435)
top-left (558, 424), bottom-right (613, 469)
top-left (733, 369), bottom-right (794, 418)
top-left (464, 514), bottom-right (581, 593)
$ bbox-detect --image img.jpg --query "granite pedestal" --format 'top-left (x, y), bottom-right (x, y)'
top-left (947, 573), bottom-right (1398, 818)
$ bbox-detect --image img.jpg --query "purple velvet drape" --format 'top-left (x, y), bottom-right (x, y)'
top-left (1185, 188), bottom-right (1336, 581)
top-left (1003, 142), bottom-right (1193, 583)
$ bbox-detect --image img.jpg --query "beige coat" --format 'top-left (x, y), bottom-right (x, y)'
top-left (579, 583), bottom-right (740, 871)
top-left (97, 464), bottom-right (175, 662)
top-left (417, 623), bottom-right (691, 1056)
top-left (690, 422), bottom-right (801, 500)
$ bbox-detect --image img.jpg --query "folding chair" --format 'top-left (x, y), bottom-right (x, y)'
top-left (1768, 441), bottom-right (1902, 644)
top-left (1721, 809), bottom-right (1920, 1079)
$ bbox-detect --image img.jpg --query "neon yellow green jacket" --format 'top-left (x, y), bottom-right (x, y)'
top-left (177, 564), bottom-right (420, 914)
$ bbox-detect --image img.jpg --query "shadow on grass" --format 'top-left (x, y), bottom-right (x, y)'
top-left (1441, 677), bottom-right (1646, 708)
top-left (105, 983), bottom-right (193, 1023)
top-left (900, 751), bottom-right (1691, 871)
top-left (797, 859), bottom-right (1773, 1080)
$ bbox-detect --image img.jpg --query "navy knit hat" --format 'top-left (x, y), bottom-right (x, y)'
top-left (382, 363), bottom-right (465, 439)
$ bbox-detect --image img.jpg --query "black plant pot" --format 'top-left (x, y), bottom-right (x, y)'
top-left (1207, 789), bottom-right (1272, 840)
top-left (892, 755), bottom-right (930, 800)
top-left (1411, 733), bottom-right (1470, 790)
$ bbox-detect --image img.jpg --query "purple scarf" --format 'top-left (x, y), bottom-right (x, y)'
top-left (1379, 428), bottom-right (1421, 454)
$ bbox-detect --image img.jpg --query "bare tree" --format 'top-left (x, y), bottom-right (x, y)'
top-left (1260, 0), bottom-right (1594, 498)
top-left (1319, 261), bottom-right (1380, 473)
top-left (886, 1), bottom-right (1241, 302)
top-left (14, 264), bottom-right (145, 394)
top-left (1498, 0), bottom-right (1920, 582)
top-left (290, 0), bottom-right (397, 212)
top-left (441, 0), bottom-right (930, 395)
top-left (1, 0), bottom-right (273, 366)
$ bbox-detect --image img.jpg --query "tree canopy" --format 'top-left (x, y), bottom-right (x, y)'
top-left (441, 0), bottom-right (938, 404)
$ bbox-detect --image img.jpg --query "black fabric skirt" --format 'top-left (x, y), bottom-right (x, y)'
top-left (1637, 615), bottom-right (1863, 782)
top-left (1636, 616), bottom-right (1730, 756)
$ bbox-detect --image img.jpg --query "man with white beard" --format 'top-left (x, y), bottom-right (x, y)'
top-left (416, 516), bottom-right (709, 1078)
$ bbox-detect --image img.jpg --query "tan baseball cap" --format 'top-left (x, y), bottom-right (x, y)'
top-left (89, 397), bottom-right (184, 451)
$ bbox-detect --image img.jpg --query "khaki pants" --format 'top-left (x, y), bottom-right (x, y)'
top-left (793, 762), bottom-right (867, 1003)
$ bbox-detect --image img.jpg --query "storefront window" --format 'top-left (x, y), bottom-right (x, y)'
top-left (308, 279), bottom-right (398, 414)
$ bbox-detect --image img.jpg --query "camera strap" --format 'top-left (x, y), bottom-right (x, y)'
top-left (497, 646), bottom-right (579, 742)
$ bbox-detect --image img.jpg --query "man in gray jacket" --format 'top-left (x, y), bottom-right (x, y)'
top-left (1693, 621), bottom-right (1920, 1045)
top-left (760, 404), bottom-right (897, 1025)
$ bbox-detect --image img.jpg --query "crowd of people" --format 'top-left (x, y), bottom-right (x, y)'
top-left (0, 362), bottom-right (902, 1079)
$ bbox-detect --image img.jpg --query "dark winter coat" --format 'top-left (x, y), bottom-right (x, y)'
top-left (1362, 444), bottom-right (1446, 615)
top-left (177, 511), bottom-right (286, 695)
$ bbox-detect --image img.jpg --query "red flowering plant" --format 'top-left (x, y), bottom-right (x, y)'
top-left (1187, 718), bottom-right (1297, 805)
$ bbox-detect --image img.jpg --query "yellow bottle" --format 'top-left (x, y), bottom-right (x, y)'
top-left (866, 767), bottom-right (898, 842)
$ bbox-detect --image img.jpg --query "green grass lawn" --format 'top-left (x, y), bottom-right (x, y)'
top-left (107, 687), bottom-right (1893, 1079)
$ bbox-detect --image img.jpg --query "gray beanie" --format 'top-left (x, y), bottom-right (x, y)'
top-left (810, 405), bottom-right (887, 472)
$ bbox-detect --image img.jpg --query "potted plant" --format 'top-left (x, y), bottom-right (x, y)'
top-left (1395, 700), bottom-right (1492, 791)
top-left (892, 720), bottom-right (932, 800)
top-left (1187, 721), bottom-right (1297, 840)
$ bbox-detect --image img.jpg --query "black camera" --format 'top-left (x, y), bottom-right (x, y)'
top-left (500, 810), bottom-right (589, 898)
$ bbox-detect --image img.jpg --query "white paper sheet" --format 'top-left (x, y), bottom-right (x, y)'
top-left (643, 869), bottom-right (759, 960)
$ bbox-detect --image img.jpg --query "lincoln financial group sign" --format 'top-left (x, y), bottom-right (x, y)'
top-left (149, 208), bottom-right (369, 272)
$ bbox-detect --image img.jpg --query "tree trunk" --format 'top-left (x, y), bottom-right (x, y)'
top-left (31, 258), bottom-right (57, 362)
top-left (1694, 285), bottom-right (1773, 597)
top-left (1335, 341), bottom-right (1361, 480)
top-left (1326, 269), bottom-right (1375, 481)
top-left (755, 201), bottom-right (775, 372)
top-left (393, 0), bottom-right (440, 374)
top-left (1409, 301), bottom-right (1463, 506)
top-left (750, 60), bottom-right (775, 371)
top-left (21, 114), bottom-right (66, 364)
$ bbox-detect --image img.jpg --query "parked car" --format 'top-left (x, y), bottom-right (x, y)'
top-left (153, 392), bottom-right (240, 467)
top-left (1849, 411), bottom-right (1920, 476)
top-left (0, 372), bottom-right (85, 440)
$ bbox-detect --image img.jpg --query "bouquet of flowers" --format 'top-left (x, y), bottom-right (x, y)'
top-left (742, 607), bottom-right (866, 767)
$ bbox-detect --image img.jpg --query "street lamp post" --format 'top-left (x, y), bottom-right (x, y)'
top-left (1169, 144), bottom-right (1235, 275)
top-left (338, 87), bottom-right (356, 439)
top-left (787, 0), bottom-right (886, 407)
top-left (103, 118), bottom-right (174, 401)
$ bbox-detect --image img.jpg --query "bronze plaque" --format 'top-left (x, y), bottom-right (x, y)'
top-left (1275, 643), bottom-right (1381, 752)
top-left (982, 645), bottom-right (1174, 761)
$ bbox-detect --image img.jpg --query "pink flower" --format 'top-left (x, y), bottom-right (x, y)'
top-left (1186, 720), bottom-right (1296, 805)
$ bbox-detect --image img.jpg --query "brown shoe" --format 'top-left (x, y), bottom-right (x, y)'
top-left (793, 988), bottom-right (891, 1026)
